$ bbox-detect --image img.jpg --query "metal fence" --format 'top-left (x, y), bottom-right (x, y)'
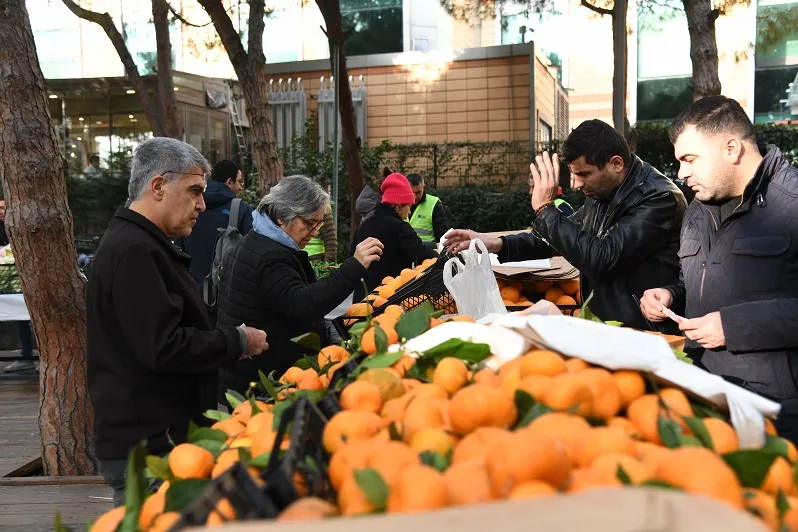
top-left (266, 78), bottom-right (307, 150)
top-left (318, 76), bottom-right (368, 152)
top-left (381, 140), bottom-right (563, 190)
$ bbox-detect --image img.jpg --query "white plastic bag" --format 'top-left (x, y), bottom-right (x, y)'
top-left (443, 239), bottom-right (508, 321)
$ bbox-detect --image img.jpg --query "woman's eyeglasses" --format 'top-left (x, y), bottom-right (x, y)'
top-left (299, 217), bottom-right (324, 231)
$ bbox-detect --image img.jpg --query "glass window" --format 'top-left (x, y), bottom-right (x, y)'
top-left (341, 0), bottom-right (403, 56)
top-left (754, 66), bottom-right (798, 123)
top-left (263, 5), bottom-right (301, 63)
top-left (756, 0), bottom-right (798, 68)
top-left (636, 8), bottom-right (692, 79)
top-left (208, 113), bottom-right (229, 165)
top-left (186, 109), bottom-right (208, 156)
top-left (28, 0), bottom-right (82, 78)
top-left (500, 2), bottom-right (568, 84)
top-left (636, 8), bottom-right (692, 121)
top-left (637, 77), bottom-right (693, 122)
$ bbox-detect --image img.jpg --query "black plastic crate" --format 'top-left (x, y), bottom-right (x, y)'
top-left (261, 396), bottom-right (337, 507)
top-left (332, 252), bottom-right (461, 339)
top-left (168, 463), bottom-right (279, 530)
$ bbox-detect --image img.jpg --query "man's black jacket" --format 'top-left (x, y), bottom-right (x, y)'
top-left (499, 156), bottom-right (687, 331)
top-left (87, 208), bottom-right (243, 459)
top-left (665, 146), bottom-right (798, 422)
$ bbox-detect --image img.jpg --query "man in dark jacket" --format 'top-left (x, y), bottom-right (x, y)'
top-left (640, 96), bottom-right (798, 442)
top-left (177, 160), bottom-right (253, 292)
top-left (445, 119), bottom-right (687, 331)
top-left (87, 138), bottom-right (267, 506)
top-left (407, 173), bottom-right (450, 248)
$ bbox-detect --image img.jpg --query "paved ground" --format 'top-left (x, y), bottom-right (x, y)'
top-left (0, 355), bottom-right (112, 531)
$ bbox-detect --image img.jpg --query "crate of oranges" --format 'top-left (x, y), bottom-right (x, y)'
top-left (497, 277), bottom-right (582, 316)
top-left (334, 254), bottom-right (458, 338)
top-left (92, 300), bottom-right (797, 532)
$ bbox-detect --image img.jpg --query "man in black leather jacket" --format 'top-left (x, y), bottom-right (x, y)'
top-left (445, 119), bottom-right (687, 331)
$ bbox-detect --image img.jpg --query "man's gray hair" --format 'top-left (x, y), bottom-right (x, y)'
top-left (128, 137), bottom-right (211, 200)
top-left (258, 175), bottom-right (330, 223)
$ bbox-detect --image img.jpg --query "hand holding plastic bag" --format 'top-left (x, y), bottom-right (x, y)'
top-left (443, 239), bottom-right (508, 321)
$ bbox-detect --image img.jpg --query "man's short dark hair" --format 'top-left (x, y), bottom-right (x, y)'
top-left (89, 155), bottom-right (100, 164)
top-left (406, 173), bottom-right (423, 186)
top-left (562, 119), bottom-right (632, 170)
top-left (211, 160), bottom-right (240, 183)
top-left (668, 95), bottom-right (756, 145)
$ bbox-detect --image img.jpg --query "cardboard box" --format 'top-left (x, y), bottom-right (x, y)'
top-left (200, 488), bottom-right (766, 532)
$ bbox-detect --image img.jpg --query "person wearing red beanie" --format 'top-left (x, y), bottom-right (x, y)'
top-left (349, 172), bottom-right (437, 301)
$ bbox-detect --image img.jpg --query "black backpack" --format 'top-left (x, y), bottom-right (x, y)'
top-left (203, 198), bottom-right (243, 308)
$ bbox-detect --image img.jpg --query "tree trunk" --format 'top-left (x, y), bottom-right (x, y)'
top-left (240, 68), bottom-right (284, 194)
top-left (581, 0), bottom-right (627, 132)
top-left (611, 0), bottom-right (628, 133)
top-left (316, 0), bottom-right (367, 232)
top-left (682, 0), bottom-right (722, 100)
top-left (0, 0), bottom-right (96, 475)
top-left (61, 0), bottom-right (164, 137)
top-left (197, 0), bottom-right (283, 194)
top-left (152, 0), bottom-right (182, 139)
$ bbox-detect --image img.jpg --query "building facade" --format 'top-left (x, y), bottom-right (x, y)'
top-left (30, 0), bottom-right (789, 142)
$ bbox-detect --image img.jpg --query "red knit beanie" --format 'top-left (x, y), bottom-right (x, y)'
top-left (381, 172), bottom-right (415, 205)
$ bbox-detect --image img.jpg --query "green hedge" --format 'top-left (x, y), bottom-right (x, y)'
top-left (68, 123), bottom-right (798, 249)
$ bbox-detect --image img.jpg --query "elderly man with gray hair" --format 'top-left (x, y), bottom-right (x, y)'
top-left (87, 137), bottom-right (268, 506)
top-left (217, 175), bottom-right (383, 395)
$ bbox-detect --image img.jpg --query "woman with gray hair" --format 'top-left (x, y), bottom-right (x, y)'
top-left (216, 175), bottom-right (383, 394)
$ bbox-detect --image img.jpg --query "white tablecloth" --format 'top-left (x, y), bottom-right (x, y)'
top-left (0, 294), bottom-right (29, 321)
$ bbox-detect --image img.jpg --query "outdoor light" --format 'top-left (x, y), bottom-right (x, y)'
top-left (76, 136), bottom-right (82, 140)
top-left (78, 117), bottom-right (84, 121)
top-left (126, 89), bottom-right (135, 94)
top-left (48, 94), bottom-right (57, 99)
top-left (96, 121), bottom-right (102, 125)
top-left (129, 115), bottom-right (134, 119)
top-left (174, 87), bottom-right (179, 91)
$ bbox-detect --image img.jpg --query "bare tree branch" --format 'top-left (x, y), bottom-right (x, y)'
top-left (60, 0), bottom-right (165, 136)
top-left (165, 0), bottom-right (214, 27)
top-left (197, 0), bottom-right (249, 73)
top-left (581, 0), bottom-right (614, 16)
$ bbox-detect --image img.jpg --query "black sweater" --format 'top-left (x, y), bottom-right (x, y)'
top-left (349, 203), bottom-right (436, 301)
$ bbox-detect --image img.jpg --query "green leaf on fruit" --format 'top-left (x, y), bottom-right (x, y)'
top-left (722, 450), bottom-right (778, 488)
top-left (354, 468), bottom-right (389, 511)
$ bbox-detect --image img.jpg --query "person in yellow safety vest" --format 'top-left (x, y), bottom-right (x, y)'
top-left (554, 186), bottom-right (575, 216)
top-left (305, 205), bottom-right (338, 262)
top-left (407, 173), bottom-right (450, 249)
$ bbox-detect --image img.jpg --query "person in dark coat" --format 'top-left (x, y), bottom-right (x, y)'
top-left (177, 160), bottom-right (253, 293)
top-left (350, 172), bottom-right (437, 302)
top-left (445, 119), bottom-right (687, 332)
top-left (87, 138), bottom-right (268, 506)
top-left (216, 175), bottom-right (383, 395)
top-left (640, 96), bottom-right (798, 443)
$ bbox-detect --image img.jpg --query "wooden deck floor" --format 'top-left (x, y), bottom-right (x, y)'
top-left (0, 358), bottom-right (112, 530)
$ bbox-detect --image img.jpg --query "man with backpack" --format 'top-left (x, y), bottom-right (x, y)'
top-left (178, 160), bottom-right (253, 296)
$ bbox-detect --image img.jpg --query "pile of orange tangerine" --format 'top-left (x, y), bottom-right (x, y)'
top-left (90, 304), bottom-right (798, 531)
top-left (497, 278), bottom-right (581, 309)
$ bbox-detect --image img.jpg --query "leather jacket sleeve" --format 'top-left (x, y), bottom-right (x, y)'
top-left (497, 206), bottom-right (586, 262)
top-left (532, 190), bottom-right (682, 281)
